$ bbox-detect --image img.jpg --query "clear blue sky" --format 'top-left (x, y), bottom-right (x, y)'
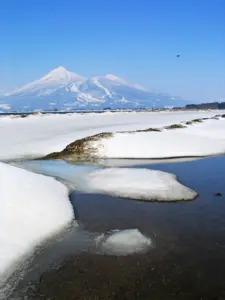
top-left (0, 0), bottom-right (224, 102)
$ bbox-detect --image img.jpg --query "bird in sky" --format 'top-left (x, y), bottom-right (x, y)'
top-left (176, 54), bottom-right (180, 58)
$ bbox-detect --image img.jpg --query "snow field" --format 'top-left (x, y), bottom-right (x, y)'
top-left (91, 118), bottom-right (225, 159)
top-left (0, 111), bottom-right (223, 160)
top-left (0, 163), bottom-right (74, 285)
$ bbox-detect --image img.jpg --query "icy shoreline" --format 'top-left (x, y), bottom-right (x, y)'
top-left (0, 163), bottom-right (75, 294)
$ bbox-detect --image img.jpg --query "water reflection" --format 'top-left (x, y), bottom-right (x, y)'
top-left (10, 155), bottom-right (225, 299)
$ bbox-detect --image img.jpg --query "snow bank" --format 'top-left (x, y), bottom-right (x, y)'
top-left (0, 163), bottom-right (74, 285)
top-left (0, 111), bottom-right (223, 160)
top-left (91, 119), bottom-right (225, 159)
top-left (79, 168), bottom-right (197, 201)
top-left (96, 229), bottom-right (151, 255)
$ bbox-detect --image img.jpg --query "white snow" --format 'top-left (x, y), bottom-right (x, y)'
top-left (0, 111), bottom-right (223, 160)
top-left (91, 118), bottom-right (225, 159)
top-left (104, 74), bottom-right (148, 91)
top-left (40, 66), bottom-right (82, 83)
top-left (0, 162), bottom-right (74, 285)
top-left (96, 229), bottom-right (152, 255)
top-left (119, 97), bottom-right (128, 103)
top-left (131, 83), bottom-right (149, 92)
top-left (36, 88), bottom-right (58, 96)
top-left (70, 83), bottom-right (80, 92)
top-left (0, 104), bottom-right (10, 110)
top-left (5, 66), bottom-right (85, 96)
top-left (77, 92), bottom-right (105, 103)
top-left (78, 168), bottom-right (197, 201)
top-left (105, 74), bottom-right (127, 85)
top-left (12, 162), bottom-right (197, 201)
top-left (92, 77), bottom-right (113, 98)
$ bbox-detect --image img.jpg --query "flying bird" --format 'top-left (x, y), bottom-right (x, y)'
top-left (176, 54), bottom-right (180, 58)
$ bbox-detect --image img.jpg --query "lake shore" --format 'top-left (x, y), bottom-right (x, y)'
top-left (10, 155), bottom-right (225, 300)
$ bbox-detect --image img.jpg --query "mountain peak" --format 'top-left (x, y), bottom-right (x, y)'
top-left (104, 74), bottom-right (147, 91)
top-left (53, 66), bottom-right (67, 71)
top-left (5, 66), bottom-right (85, 96)
top-left (41, 66), bottom-right (84, 83)
top-left (47, 66), bottom-right (69, 77)
top-left (105, 74), bottom-right (127, 84)
top-left (51, 66), bottom-right (67, 72)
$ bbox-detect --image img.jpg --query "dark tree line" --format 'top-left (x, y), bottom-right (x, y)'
top-left (185, 102), bottom-right (225, 110)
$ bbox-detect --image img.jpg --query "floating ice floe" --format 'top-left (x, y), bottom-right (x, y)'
top-left (13, 160), bottom-right (100, 191)
top-left (0, 162), bottom-right (74, 287)
top-left (78, 168), bottom-right (197, 201)
top-left (96, 229), bottom-right (152, 255)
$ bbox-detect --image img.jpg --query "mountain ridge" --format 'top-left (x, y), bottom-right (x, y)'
top-left (0, 66), bottom-right (188, 111)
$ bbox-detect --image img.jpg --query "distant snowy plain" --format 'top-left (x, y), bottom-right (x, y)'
top-left (0, 110), bottom-right (224, 160)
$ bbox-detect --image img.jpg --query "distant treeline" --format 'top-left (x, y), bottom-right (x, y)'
top-left (185, 102), bottom-right (225, 110)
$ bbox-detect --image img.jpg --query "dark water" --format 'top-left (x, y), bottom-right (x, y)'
top-left (10, 155), bottom-right (225, 299)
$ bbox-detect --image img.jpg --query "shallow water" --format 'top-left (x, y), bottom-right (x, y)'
top-left (10, 155), bottom-right (225, 299)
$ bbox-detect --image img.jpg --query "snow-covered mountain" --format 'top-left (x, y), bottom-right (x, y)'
top-left (5, 66), bottom-right (85, 97)
top-left (0, 66), bottom-right (187, 111)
